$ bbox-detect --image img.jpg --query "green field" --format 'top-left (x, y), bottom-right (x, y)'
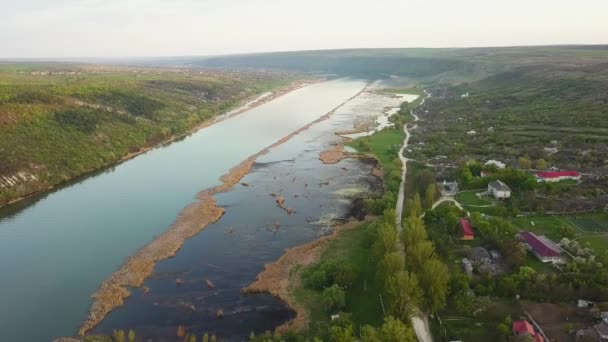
top-left (455, 191), bottom-right (492, 206)
top-left (511, 213), bottom-right (608, 256)
top-left (568, 213), bottom-right (608, 233)
top-left (294, 222), bottom-right (383, 336)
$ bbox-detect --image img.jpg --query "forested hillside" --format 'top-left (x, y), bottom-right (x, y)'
top-left (182, 46), bottom-right (608, 82)
top-left (0, 64), bottom-right (292, 205)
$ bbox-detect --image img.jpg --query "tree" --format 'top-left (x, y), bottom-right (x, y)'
top-left (503, 240), bottom-right (527, 268)
top-left (406, 241), bottom-right (436, 273)
top-left (384, 271), bottom-right (424, 320)
top-left (535, 158), bottom-right (547, 170)
top-left (202, 333), bottom-right (209, 342)
top-left (113, 330), bottom-right (125, 342)
top-left (401, 216), bottom-right (427, 247)
top-left (419, 258), bottom-right (450, 312)
top-left (376, 252), bottom-right (405, 285)
top-left (322, 285), bottom-right (346, 312)
top-left (372, 222), bottom-right (399, 262)
top-left (424, 183), bottom-right (438, 209)
top-left (377, 316), bottom-right (416, 342)
top-left (518, 157), bottom-right (532, 169)
top-left (329, 325), bottom-right (356, 342)
top-left (405, 194), bottom-right (423, 219)
top-left (127, 329), bottom-right (136, 342)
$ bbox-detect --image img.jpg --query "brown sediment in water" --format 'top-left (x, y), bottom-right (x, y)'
top-left (79, 80), bottom-right (373, 336)
top-left (319, 145), bottom-right (347, 164)
top-left (243, 217), bottom-right (373, 333)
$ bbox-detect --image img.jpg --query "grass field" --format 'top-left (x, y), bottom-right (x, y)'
top-left (294, 222), bottom-right (383, 336)
top-left (568, 213), bottom-right (608, 233)
top-left (349, 127), bottom-right (403, 174)
top-left (511, 213), bottom-right (608, 256)
top-left (455, 190), bottom-right (492, 206)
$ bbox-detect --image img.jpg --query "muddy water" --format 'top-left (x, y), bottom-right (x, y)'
top-left (94, 84), bottom-right (407, 341)
top-left (0, 79), bottom-right (367, 342)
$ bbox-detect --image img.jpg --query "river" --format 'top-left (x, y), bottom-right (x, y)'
top-left (0, 78), bottom-right (369, 342)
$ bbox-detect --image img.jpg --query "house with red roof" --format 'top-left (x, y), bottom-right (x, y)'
top-left (518, 231), bottom-right (563, 263)
top-left (459, 217), bottom-right (474, 240)
top-left (536, 170), bottom-right (581, 182)
top-left (513, 320), bottom-right (544, 342)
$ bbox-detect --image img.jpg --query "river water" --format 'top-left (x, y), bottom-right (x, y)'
top-left (0, 79), bottom-right (369, 342)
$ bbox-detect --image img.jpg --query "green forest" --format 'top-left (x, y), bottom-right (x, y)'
top-left (0, 64), bottom-right (293, 205)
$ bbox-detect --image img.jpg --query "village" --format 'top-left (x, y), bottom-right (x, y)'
top-left (402, 82), bottom-right (608, 341)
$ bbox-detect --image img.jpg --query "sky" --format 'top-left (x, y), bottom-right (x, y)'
top-left (1, 0), bottom-right (607, 58)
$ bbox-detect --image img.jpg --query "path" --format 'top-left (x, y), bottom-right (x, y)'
top-left (392, 90), bottom-right (434, 342)
top-left (431, 196), bottom-right (464, 210)
top-left (396, 90), bottom-right (429, 228)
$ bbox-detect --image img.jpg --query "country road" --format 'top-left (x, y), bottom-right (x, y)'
top-left (393, 90), bottom-right (434, 342)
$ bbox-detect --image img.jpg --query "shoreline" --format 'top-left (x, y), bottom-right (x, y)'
top-left (0, 78), bottom-right (317, 210)
top-left (243, 217), bottom-right (374, 333)
top-left (79, 80), bottom-right (371, 336)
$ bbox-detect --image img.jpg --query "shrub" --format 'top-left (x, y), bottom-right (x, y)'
top-left (321, 284), bottom-right (346, 312)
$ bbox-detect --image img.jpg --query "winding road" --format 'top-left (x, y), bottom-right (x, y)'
top-left (393, 90), bottom-right (434, 342)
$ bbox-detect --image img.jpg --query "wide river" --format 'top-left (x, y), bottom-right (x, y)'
top-left (0, 79), bottom-right (368, 342)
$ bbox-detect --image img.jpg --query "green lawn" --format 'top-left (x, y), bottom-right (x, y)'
top-left (293, 222), bottom-right (383, 336)
top-left (511, 213), bottom-right (608, 257)
top-left (511, 215), bottom-right (577, 240)
top-left (349, 127), bottom-right (403, 172)
top-left (455, 191), bottom-right (492, 206)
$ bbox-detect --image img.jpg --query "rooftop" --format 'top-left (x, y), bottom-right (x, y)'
top-left (488, 180), bottom-right (511, 191)
top-left (519, 231), bottom-right (561, 257)
top-left (513, 320), bottom-right (535, 336)
top-left (537, 170), bottom-right (580, 178)
top-left (459, 218), bottom-right (474, 238)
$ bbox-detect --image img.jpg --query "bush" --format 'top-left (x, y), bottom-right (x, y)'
top-left (321, 285), bottom-right (346, 312)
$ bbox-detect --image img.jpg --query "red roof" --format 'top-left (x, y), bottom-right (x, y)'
top-left (537, 170), bottom-right (580, 179)
top-left (534, 334), bottom-right (544, 342)
top-left (519, 231), bottom-right (561, 257)
top-left (513, 320), bottom-right (535, 336)
top-left (459, 218), bottom-right (474, 238)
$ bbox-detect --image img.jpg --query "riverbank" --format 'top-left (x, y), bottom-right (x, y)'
top-left (0, 78), bottom-right (316, 210)
top-left (243, 217), bottom-right (374, 333)
top-left (79, 80), bottom-right (371, 336)
top-left (240, 88), bottom-right (428, 338)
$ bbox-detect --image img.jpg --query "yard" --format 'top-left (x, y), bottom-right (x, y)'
top-left (455, 190), bottom-right (492, 206)
top-left (511, 212), bottom-right (608, 256)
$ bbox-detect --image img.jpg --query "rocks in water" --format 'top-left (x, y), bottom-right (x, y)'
top-left (216, 308), bottom-right (224, 318)
top-left (241, 182), bottom-right (249, 187)
top-left (276, 195), bottom-right (285, 206)
top-left (176, 278), bottom-right (184, 286)
top-left (206, 279), bottom-right (216, 289)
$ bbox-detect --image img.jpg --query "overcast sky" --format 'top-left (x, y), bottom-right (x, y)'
top-left (2, 0), bottom-right (607, 58)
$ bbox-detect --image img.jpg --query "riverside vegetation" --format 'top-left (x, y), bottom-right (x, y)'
top-left (0, 64), bottom-right (294, 206)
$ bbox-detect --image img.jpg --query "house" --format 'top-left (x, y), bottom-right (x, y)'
top-left (513, 320), bottom-right (544, 342)
top-left (485, 159), bottom-right (506, 169)
top-left (469, 246), bottom-right (491, 264)
top-left (518, 231), bottom-right (563, 263)
top-left (459, 218), bottom-right (474, 240)
top-left (488, 180), bottom-right (511, 199)
top-left (594, 323), bottom-right (608, 341)
top-left (536, 170), bottom-right (581, 182)
top-left (480, 170), bottom-right (491, 177)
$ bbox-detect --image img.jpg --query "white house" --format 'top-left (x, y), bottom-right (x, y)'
top-left (488, 180), bottom-right (511, 199)
top-left (485, 160), bottom-right (506, 169)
